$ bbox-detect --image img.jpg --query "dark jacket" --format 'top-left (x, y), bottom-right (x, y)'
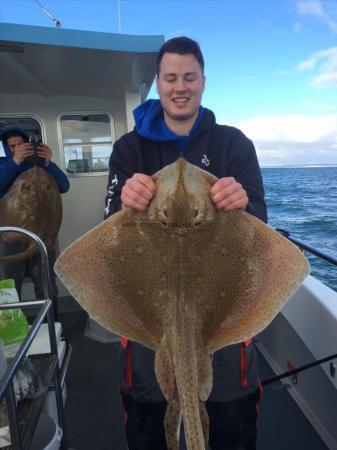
top-left (105, 101), bottom-right (267, 402)
top-left (0, 127), bottom-right (70, 198)
top-left (105, 104), bottom-right (266, 223)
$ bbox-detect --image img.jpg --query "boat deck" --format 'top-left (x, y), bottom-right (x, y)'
top-left (58, 305), bottom-right (328, 450)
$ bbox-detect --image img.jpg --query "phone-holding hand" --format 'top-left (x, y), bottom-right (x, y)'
top-left (12, 143), bottom-right (34, 165)
top-left (36, 144), bottom-right (52, 166)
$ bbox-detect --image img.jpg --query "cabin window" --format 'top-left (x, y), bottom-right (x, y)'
top-left (60, 114), bottom-right (113, 175)
top-left (0, 117), bottom-right (42, 157)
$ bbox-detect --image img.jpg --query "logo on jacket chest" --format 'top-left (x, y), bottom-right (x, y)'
top-left (201, 154), bottom-right (211, 167)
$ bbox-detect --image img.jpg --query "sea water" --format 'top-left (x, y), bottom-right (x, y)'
top-left (262, 166), bottom-right (337, 292)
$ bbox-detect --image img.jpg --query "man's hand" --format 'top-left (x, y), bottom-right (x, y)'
top-left (210, 177), bottom-right (248, 211)
top-left (12, 143), bottom-right (34, 165)
top-left (121, 174), bottom-right (156, 211)
top-left (37, 144), bottom-right (52, 166)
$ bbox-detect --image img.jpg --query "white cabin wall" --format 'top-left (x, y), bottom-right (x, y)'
top-left (125, 91), bottom-right (141, 132)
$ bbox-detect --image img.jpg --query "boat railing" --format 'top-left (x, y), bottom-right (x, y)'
top-left (276, 228), bottom-right (337, 267)
top-left (261, 228), bottom-right (337, 386)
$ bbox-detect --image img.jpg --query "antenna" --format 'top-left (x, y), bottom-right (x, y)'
top-left (33, 0), bottom-right (62, 28)
top-left (117, 0), bottom-right (121, 33)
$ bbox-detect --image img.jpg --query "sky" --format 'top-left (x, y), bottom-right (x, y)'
top-left (0, 0), bottom-right (337, 166)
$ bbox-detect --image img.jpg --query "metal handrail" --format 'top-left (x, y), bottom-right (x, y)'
top-left (0, 226), bottom-right (53, 301)
top-left (0, 300), bottom-right (52, 401)
top-left (0, 226), bottom-right (68, 450)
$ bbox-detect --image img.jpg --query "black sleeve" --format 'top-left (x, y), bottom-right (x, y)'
top-left (104, 135), bottom-right (138, 219)
top-left (226, 129), bottom-right (267, 223)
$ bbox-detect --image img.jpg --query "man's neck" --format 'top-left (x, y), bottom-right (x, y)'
top-left (164, 113), bottom-right (198, 136)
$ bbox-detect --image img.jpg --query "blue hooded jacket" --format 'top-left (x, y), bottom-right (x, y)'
top-left (133, 99), bottom-right (204, 150)
top-left (0, 127), bottom-right (69, 198)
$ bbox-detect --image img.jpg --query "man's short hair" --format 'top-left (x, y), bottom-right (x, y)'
top-left (156, 36), bottom-right (205, 75)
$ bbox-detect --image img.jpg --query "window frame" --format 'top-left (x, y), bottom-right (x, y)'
top-left (57, 110), bottom-right (115, 178)
top-left (0, 113), bottom-right (45, 157)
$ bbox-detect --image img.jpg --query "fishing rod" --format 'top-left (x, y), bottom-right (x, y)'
top-left (33, 0), bottom-right (62, 28)
top-left (33, 0), bottom-right (122, 32)
top-left (262, 352), bottom-right (337, 386)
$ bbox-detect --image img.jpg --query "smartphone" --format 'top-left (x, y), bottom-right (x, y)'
top-left (25, 136), bottom-right (45, 166)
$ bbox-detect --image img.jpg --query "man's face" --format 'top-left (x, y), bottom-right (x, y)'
top-left (7, 136), bottom-right (25, 155)
top-left (156, 52), bottom-right (205, 126)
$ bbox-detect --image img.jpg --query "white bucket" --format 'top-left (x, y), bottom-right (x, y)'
top-left (30, 414), bottom-right (62, 450)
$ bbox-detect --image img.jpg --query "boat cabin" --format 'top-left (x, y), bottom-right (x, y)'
top-left (0, 22), bottom-right (164, 300)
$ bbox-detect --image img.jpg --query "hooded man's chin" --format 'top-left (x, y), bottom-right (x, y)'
top-left (164, 109), bottom-right (198, 122)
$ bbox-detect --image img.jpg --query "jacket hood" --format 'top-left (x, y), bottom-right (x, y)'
top-left (133, 99), bottom-right (206, 142)
top-left (1, 127), bottom-right (29, 158)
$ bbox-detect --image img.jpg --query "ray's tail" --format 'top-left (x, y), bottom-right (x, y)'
top-left (174, 330), bottom-right (207, 450)
top-left (0, 241), bottom-right (38, 262)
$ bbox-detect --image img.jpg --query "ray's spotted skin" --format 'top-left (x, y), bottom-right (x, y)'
top-left (0, 167), bottom-right (62, 262)
top-left (55, 158), bottom-right (310, 450)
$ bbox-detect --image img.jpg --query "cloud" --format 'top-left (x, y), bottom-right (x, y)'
top-left (298, 0), bottom-right (324, 17)
top-left (233, 114), bottom-right (337, 166)
top-left (312, 71), bottom-right (337, 87)
top-left (302, 98), bottom-right (337, 113)
top-left (293, 22), bottom-right (303, 33)
top-left (297, 0), bottom-right (337, 34)
top-left (278, 69), bottom-right (292, 76)
top-left (257, 19), bottom-right (271, 29)
top-left (297, 47), bottom-right (337, 87)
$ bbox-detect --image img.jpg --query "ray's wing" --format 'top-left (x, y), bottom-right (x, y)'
top-left (185, 210), bottom-right (310, 353)
top-left (40, 170), bottom-right (62, 249)
top-left (55, 209), bottom-right (174, 350)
